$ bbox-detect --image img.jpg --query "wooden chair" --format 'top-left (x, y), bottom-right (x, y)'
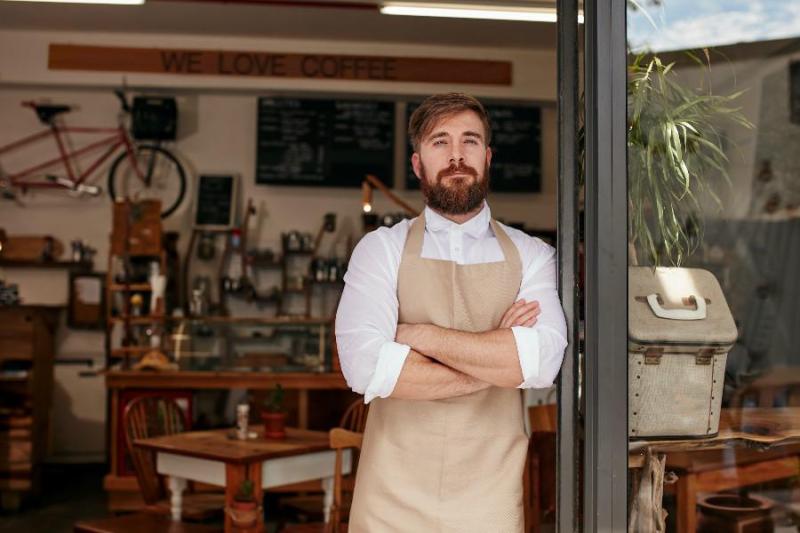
top-left (523, 404), bottom-right (557, 533)
top-left (281, 428), bottom-right (361, 533)
top-left (123, 396), bottom-right (225, 522)
top-left (277, 399), bottom-right (368, 520)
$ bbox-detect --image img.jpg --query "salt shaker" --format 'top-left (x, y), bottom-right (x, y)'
top-left (236, 404), bottom-right (249, 440)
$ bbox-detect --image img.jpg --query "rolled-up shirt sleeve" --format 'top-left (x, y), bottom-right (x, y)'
top-left (510, 241), bottom-right (568, 389)
top-left (335, 230), bottom-right (410, 404)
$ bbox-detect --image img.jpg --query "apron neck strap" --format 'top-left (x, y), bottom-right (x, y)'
top-left (403, 210), bottom-right (520, 271)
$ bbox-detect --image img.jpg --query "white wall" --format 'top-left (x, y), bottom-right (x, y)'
top-left (0, 28), bottom-right (558, 458)
top-left (0, 30), bottom-right (558, 298)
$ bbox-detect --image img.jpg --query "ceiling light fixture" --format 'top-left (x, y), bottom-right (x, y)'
top-left (380, 2), bottom-right (583, 23)
top-left (2, 0), bottom-right (144, 4)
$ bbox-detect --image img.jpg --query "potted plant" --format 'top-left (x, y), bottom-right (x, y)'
top-left (626, 52), bottom-right (752, 267)
top-left (260, 383), bottom-right (287, 439)
top-left (228, 479), bottom-right (259, 529)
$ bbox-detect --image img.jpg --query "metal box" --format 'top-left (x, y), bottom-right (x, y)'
top-left (629, 267), bottom-right (738, 439)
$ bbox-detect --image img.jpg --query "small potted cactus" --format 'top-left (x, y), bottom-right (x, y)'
top-left (228, 479), bottom-right (259, 528)
top-left (260, 383), bottom-right (287, 439)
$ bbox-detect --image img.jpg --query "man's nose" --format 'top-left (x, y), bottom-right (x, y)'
top-left (448, 147), bottom-right (464, 164)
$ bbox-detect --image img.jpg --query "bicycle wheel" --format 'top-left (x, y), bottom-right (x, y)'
top-left (108, 145), bottom-right (187, 219)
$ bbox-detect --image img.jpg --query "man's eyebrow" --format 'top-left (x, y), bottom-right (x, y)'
top-left (463, 130), bottom-right (484, 140)
top-left (426, 131), bottom-right (450, 142)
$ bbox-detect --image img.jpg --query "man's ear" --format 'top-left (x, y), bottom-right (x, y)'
top-left (485, 146), bottom-right (492, 168)
top-left (411, 152), bottom-right (422, 180)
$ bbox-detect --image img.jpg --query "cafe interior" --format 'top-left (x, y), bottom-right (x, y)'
top-left (0, 1), bottom-right (559, 532)
top-left (2, 0), bottom-right (800, 532)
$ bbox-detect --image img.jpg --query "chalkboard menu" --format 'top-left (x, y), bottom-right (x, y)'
top-left (194, 174), bottom-right (238, 229)
top-left (256, 97), bottom-right (394, 188)
top-left (405, 102), bottom-right (541, 193)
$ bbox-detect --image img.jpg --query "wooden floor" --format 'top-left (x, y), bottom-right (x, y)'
top-left (0, 463), bottom-right (285, 533)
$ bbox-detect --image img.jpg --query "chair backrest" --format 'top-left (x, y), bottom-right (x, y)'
top-left (524, 404), bottom-right (557, 532)
top-left (528, 403), bottom-right (557, 433)
top-left (123, 395), bottom-right (188, 505)
top-left (327, 428), bottom-right (363, 533)
top-left (338, 398), bottom-right (369, 433)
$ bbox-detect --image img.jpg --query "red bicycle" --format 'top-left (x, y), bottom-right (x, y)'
top-left (0, 90), bottom-right (187, 218)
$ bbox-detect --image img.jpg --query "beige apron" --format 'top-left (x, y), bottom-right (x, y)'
top-left (349, 212), bottom-right (528, 533)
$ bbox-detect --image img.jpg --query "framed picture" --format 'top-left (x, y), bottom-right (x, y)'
top-left (67, 271), bottom-right (105, 330)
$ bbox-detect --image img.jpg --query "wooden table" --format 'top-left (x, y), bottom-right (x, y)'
top-left (105, 370), bottom-right (351, 510)
top-left (136, 426), bottom-right (352, 533)
top-left (630, 407), bottom-right (800, 533)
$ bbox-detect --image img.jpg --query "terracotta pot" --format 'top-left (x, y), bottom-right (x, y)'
top-left (228, 500), bottom-right (258, 528)
top-left (260, 411), bottom-right (287, 439)
top-left (697, 493), bottom-right (774, 533)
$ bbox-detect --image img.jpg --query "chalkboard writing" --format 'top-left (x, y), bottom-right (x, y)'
top-left (405, 102), bottom-right (541, 193)
top-left (256, 98), bottom-right (394, 188)
top-left (194, 174), bottom-right (237, 229)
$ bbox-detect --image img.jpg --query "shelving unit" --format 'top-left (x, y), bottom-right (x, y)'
top-left (0, 306), bottom-right (60, 510)
top-left (104, 200), bottom-right (167, 369)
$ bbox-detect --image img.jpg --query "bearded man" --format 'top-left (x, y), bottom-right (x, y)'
top-left (335, 92), bottom-right (567, 532)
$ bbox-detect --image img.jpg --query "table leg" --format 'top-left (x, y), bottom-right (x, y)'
top-left (322, 476), bottom-right (334, 523)
top-left (676, 471), bottom-right (697, 533)
top-left (167, 476), bottom-right (187, 521)
top-left (298, 389), bottom-right (309, 429)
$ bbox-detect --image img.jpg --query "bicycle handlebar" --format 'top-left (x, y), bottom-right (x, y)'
top-left (114, 89), bottom-right (131, 113)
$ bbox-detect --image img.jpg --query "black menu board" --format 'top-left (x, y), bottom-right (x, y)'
top-left (405, 102), bottom-right (541, 193)
top-left (194, 174), bottom-right (237, 229)
top-left (256, 97), bottom-right (394, 188)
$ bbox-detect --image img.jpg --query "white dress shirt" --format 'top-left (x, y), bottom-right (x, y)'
top-left (335, 202), bottom-right (568, 404)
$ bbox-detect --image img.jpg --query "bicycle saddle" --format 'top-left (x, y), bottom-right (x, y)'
top-left (21, 101), bottom-right (73, 125)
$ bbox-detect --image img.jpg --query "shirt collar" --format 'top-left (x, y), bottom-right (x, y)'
top-left (424, 201), bottom-right (491, 239)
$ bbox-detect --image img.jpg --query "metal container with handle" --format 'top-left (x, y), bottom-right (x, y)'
top-left (629, 267), bottom-right (738, 439)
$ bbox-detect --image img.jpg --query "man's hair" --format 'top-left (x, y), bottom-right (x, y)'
top-left (408, 93), bottom-right (492, 152)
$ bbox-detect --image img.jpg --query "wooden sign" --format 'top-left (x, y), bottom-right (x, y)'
top-left (48, 44), bottom-right (512, 86)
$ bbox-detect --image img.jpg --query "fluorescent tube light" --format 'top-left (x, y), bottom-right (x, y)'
top-left (381, 2), bottom-right (583, 23)
top-left (2, 0), bottom-right (144, 4)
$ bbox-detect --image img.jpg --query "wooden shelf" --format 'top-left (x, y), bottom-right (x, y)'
top-left (165, 316), bottom-right (331, 326)
top-left (284, 250), bottom-right (314, 256)
top-left (250, 259), bottom-right (282, 269)
top-left (0, 259), bottom-right (91, 270)
top-left (109, 284), bottom-right (152, 291)
top-left (108, 315), bottom-right (165, 325)
top-left (282, 287), bottom-right (309, 294)
top-left (110, 347), bottom-right (151, 357)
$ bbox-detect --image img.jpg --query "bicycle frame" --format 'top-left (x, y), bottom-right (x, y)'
top-left (0, 123), bottom-right (143, 190)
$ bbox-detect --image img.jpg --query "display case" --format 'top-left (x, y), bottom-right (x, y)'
top-left (164, 316), bottom-right (333, 373)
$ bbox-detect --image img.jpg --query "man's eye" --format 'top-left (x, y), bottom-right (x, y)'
top-left (465, 139), bottom-right (479, 145)
top-left (433, 139), bottom-right (447, 146)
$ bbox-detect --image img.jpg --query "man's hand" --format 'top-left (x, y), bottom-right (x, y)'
top-left (499, 299), bottom-right (541, 329)
top-left (396, 323), bottom-right (427, 348)
top-left (396, 299), bottom-right (540, 349)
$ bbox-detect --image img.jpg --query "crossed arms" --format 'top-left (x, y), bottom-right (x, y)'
top-left (390, 300), bottom-right (541, 400)
top-left (334, 230), bottom-right (567, 404)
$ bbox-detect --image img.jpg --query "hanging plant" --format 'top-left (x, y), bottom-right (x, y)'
top-left (626, 53), bottom-right (752, 266)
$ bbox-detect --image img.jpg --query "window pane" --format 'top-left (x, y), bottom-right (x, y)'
top-left (627, 2), bottom-right (800, 532)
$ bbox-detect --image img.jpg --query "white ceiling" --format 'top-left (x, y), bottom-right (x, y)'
top-left (0, 0), bottom-right (557, 49)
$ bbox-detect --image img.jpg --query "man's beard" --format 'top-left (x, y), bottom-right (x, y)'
top-left (420, 161), bottom-right (490, 215)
